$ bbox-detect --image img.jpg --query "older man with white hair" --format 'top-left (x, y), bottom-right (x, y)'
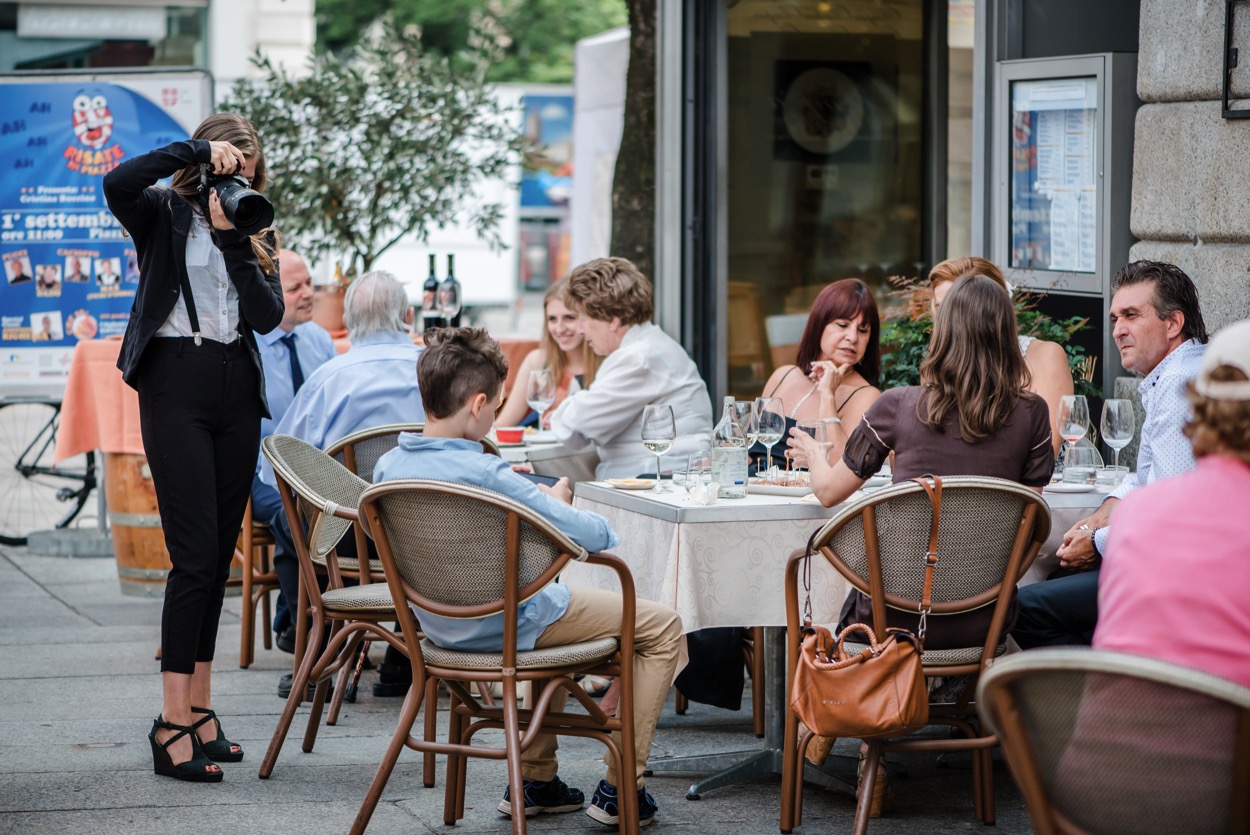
top-left (258, 269), bottom-right (425, 697)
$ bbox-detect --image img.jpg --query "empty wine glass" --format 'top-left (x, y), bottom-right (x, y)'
top-left (753, 396), bottom-right (784, 483)
top-left (526, 368), bottom-right (556, 429)
top-left (1100, 398), bottom-right (1135, 470)
top-left (641, 404), bottom-right (676, 492)
top-left (438, 274), bottom-right (462, 320)
top-left (1057, 395), bottom-right (1090, 451)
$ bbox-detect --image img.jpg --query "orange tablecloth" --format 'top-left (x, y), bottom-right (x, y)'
top-left (54, 338), bottom-right (144, 463)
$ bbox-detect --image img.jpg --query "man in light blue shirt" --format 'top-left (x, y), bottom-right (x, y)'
top-left (259, 269), bottom-right (424, 697)
top-left (373, 327), bottom-right (680, 828)
top-left (1014, 261), bottom-right (1208, 648)
top-left (249, 249), bottom-right (337, 643)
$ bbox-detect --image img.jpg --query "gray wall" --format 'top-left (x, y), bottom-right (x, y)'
top-left (1131, 0), bottom-right (1250, 333)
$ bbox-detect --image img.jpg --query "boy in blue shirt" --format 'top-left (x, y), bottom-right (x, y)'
top-left (374, 327), bottom-right (681, 827)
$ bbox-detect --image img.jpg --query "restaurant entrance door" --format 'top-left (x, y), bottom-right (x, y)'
top-left (677, 0), bottom-right (975, 401)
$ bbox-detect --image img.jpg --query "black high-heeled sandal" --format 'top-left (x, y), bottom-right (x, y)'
top-left (149, 717), bottom-right (223, 782)
top-left (190, 706), bottom-right (245, 763)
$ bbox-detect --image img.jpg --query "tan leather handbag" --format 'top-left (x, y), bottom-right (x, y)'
top-left (789, 475), bottom-right (943, 739)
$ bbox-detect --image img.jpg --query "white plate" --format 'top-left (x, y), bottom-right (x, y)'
top-left (1043, 482), bottom-right (1096, 493)
top-left (747, 481), bottom-right (813, 497)
top-left (524, 430), bottom-right (558, 444)
top-left (606, 478), bottom-right (657, 491)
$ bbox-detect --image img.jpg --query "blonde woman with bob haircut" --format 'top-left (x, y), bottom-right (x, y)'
top-left (789, 274), bottom-right (1054, 508)
top-left (497, 278), bottom-right (601, 428)
top-left (930, 256), bottom-right (1073, 454)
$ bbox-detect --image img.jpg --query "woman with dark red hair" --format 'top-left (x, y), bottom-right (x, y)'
top-left (758, 278), bottom-right (882, 462)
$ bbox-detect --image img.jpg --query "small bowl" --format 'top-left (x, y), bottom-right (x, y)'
top-left (495, 426), bottom-right (525, 444)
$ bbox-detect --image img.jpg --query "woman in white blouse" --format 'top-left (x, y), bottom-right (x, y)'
top-left (551, 257), bottom-right (713, 479)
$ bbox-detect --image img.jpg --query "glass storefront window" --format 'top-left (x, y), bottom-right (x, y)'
top-left (725, 0), bottom-right (925, 398)
top-left (0, 4), bottom-right (206, 72)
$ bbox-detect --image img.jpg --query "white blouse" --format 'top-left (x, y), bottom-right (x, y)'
top-left (155, 213), bottom-right (240, 343)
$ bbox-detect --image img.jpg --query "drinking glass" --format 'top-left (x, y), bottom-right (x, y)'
top-left (438, 275), bottom-right (462, 320)
top-left (641, 404), bottom-right (676, 492)
top-left (1057, 395), bottom-right (1090, 451)
top-left (1100, 398), bottom-right (1135, 470)
top-left (1061, 445), bottom-right (1099, 485)
top-left (794, 420), bottom-right (828, 471)
top-left (753, 396), bottom-right (784, 482)
top-left (688, 450), bottom-right (713, 493)
top-left (525, 368), bottom-right (556, 429)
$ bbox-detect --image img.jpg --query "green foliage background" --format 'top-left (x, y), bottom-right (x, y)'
top-left (315, 0), bottom-right (628, 83)
top-left (878, 277), bottom-right (1101, 399)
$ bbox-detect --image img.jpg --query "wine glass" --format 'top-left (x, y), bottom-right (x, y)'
top-left (525, 368), bottom-right (556, 429)
top-left (1057, 395), bottom-right (1090, 451)
top-left (753, 396), bottom-right (784, 483)
top-left (641, 404), bottom-right (676, 492)
top-left (735, 401), bottom-right (758, 468)
top-left (1100, 398), bottom-right (1135, 470)
top-left (438, 274), bottom-right (462, 320)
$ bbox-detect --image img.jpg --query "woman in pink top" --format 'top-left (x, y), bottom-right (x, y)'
top-left (1094, 318), bottom-right (1250, 689)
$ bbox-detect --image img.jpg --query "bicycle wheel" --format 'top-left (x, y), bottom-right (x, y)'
top-left (0, 401), bottom-right (96, 546)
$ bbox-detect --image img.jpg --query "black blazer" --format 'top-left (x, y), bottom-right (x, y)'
top-left (103, 140), bottom-right (284, 417)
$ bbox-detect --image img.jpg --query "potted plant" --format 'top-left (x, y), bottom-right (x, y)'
top-left (221, 16), bottom-right (526, 331)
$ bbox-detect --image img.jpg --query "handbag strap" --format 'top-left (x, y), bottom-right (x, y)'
top-left (909, 474), bottom-right (942, 642)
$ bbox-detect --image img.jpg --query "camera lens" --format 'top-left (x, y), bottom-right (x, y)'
top-left (213, 176), bottom-right (274, 235)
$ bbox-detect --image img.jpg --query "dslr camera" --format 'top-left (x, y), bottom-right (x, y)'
top-left (199, 165), bottom-right (274, 235)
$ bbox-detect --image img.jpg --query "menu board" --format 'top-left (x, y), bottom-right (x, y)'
top-left (1009, 77), bottom-right (1098, 273)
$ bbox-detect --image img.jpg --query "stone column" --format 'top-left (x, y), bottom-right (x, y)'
top-left (1132, 0), bottom-right (1250, 333)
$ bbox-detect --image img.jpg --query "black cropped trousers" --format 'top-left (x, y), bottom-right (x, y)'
top-left (137, 337), bottom-right (261, 674)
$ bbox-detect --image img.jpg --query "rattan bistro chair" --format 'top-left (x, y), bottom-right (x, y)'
top-left (780, 476), bottom-right (1050, 835)
top-left (257, 434), bottom-right (400, 779)
top-left (350, 479), bottom-right (641, 835)
top-left (978, 648), bottom-right (1250, 835)
top-left (236, 497), bottom-right (280, 668)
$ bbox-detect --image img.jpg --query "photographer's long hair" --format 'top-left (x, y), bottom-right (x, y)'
top-left (169, 112), bottom-right (277, 274)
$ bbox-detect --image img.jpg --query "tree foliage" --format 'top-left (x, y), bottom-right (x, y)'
top-left (221, 17), bottom-right (525, 275)
top-left (315, 0), bottom-right (628, 84)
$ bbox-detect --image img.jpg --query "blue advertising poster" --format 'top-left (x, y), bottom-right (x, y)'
top-left (0, 71), bottom-right (209, 394)
top-left (520, 93), bottom-right (573, 209)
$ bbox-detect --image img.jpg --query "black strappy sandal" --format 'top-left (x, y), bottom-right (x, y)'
top-left (190, 706), bottom-right (245, 763)
top-left (149, 717), bottom-right (223, 782)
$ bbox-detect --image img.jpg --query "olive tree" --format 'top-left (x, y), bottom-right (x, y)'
top-left (222, 17), bottom-right (525, 276)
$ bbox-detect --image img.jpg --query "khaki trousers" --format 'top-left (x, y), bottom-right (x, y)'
top-left (521, 587), bottom-right (682, 787)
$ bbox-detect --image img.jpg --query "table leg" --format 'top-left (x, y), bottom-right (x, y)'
top-left (646, 627), bottom-right (858, 799)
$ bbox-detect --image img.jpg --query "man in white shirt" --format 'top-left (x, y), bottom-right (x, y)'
top-left (1013, 260), bottom-right (1208, 648)
top-left (550, 257), bottom-right (712, 479)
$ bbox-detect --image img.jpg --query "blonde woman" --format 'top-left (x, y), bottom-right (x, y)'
top-left (930, 257), bottom-right (1073, 455)
top-left (497, 279), bottom-right (600, 428)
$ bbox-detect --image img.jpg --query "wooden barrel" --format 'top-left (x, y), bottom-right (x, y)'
top-left (104, 453), bottom-right (242, 598)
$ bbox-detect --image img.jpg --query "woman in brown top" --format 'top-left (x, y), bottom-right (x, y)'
top-left (789, 274), bottom-right (1054, 506)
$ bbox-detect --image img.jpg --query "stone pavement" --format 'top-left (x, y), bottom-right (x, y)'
top-left (0, 545), bottom-right (1036, 834)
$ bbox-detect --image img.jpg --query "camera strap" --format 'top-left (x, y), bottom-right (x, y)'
top-left (177, 247), bottom-right (203, 347)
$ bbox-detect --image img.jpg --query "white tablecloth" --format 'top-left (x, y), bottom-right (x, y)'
top-left (562, 482), bottom-right (1110, 632)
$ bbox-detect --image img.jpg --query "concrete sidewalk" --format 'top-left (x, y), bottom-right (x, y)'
top-left (0, 546), bottom-right (1035, 834)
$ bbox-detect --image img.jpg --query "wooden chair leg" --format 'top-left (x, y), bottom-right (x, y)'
top-left (423, 677), bottom-right (439, 788)
top-left (852, 741), bottom-right (884, 835)
top-left (675, 689), bottom-right (688, 714)
top-left (259, 615), bottom-right (325, 778)
top-left (240, 541), bottom-right (255, 669)
top-left (350, 679), bottom-right (426, 835)
top-left (749, 626), bottom-right (765, 738)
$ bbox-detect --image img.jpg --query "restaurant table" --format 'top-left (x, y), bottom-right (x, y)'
top-left (54, 338), bottom-right (143, 463)
top-left (560, 480), bottom-right (1109, 800)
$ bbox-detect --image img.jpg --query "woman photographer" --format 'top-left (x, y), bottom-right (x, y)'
top-left (104, 113), bottom-right (283, 783)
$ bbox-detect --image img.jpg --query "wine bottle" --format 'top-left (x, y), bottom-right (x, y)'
top-left (444, 253), bottom-right (462, 327)
top-left (422, 254), bottom-right (443, 330)
top-left (712, 396), bottom-right (748, 498)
